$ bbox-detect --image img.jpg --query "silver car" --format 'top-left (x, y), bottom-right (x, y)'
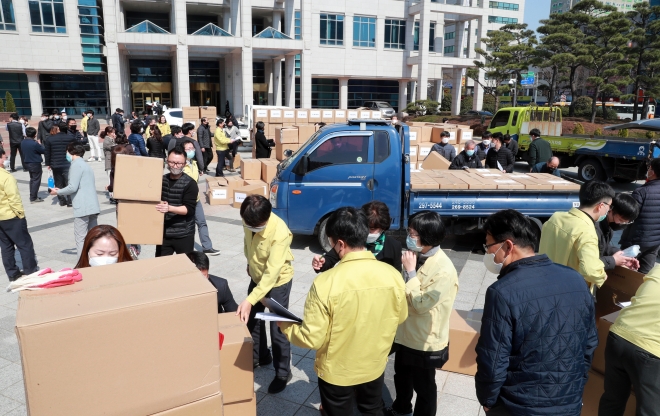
top-left (363, 101), bottom-right (396, 119)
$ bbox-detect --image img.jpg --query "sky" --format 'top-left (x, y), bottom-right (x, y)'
top-left (524, 0), bottom-right (552, 32)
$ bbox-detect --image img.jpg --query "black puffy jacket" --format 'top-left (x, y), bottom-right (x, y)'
top-left (620, 179), bottom-right (660, 248)
top-left (44, 133), bottom-right (78, 168)
top-left (475, 255), bottom-right (597, 416)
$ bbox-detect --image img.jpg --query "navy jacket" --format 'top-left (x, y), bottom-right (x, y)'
top-left (45, 133), bottom-right (78, 169)
top-left (208, 275), bottom-right (238, 313)
top-left (531, 162), bottom-right (561, 177)
top-left (475, 255), bottom-right (597, 416)
top-left (620, 179), bottom-right (660, 248)
top-left (20, 139), bottom-right (45, 164)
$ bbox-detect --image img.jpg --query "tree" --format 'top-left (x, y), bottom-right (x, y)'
top-left (0, 98), bottom-right (4, 112)
top-left (4, 92), bottom-right (15, 113)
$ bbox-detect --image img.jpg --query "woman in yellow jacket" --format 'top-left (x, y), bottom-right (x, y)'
top-left (386, 211), bottom-right (459, 416)
top-left (156, 115), bottom-right (171, 136)
top-left (213, 119), bottom-right (231, 177)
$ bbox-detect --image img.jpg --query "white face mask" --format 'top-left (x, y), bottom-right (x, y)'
top-left (88, 256), bottom-right (118, 267)
top-left (366, 232), bottom-right (381, 244)
top-left (246, 224), bottom-right (267, 233)
top-left (483, 140), bottom-right (491, 147)
top-left (441, 138), bottom-right (450, 144)
top-left (483, 243), bottom-right (507, 274)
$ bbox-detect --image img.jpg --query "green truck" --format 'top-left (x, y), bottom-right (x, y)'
top-left (487, 107), bottom-right (653, 182)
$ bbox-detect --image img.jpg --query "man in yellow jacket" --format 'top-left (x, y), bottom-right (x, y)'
top-left (600, 265), bottom-right (660, 415)
top-left (280, 207), bottom-right (408, 415)
top-left (236, 194), bottom-right (294, 395)
top-left (539, 181), bottom-right (612, 292)
top-left (0, 149), bottom-right (38, 280)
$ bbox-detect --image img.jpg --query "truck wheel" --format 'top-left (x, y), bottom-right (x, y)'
top-left (317, 217), bottom-right (333, 253)
top-left (578, 159), bottom-right (606, 182)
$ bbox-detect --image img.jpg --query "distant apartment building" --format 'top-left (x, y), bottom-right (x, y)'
top-left (551, 0), bottom-right (648, 15)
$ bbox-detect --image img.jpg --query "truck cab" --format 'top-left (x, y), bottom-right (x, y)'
top-left (488, 106), bottom-right (562, 142)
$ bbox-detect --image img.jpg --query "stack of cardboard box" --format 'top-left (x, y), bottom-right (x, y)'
top-left (113, 154), bottom-right (165, 244)
top-left (407, 122), bottom-right (473, 170)
top-left (218, 313), bottom-right (256, 415)
top-left (182, 106), bottom-right (218, 127)
top-left (205, 158), bottom-right (281, 209)
top-left (410, 169), bottom-right (581, 191)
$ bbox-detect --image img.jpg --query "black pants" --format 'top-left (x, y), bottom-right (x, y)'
top-left (635, 245), bottom-right (660, 274)
top-left (247, 278), bottom-right (292, 378)
top-left (24, 163), bottom-right (42, 201)
top-left (392, 349), bottom-right (441, 416)
top-left (51, 167), bottom-right (72, 205)
top-left (0, 217), bottom-right (38, 278)
top-left (215, 150), bottom-right (227, 176)
top-left (485, 404), bottom-right (513, 416)
top-left (318, 373), bottom-right (385, 416)
top-left (155, 233), bottom-right (195, 257)
top-left (203, 148), bottom-right (213, 171)
top-left (9, 142), bottom-right (24, 171)
top-left (599, 332), bottom-right (660, 416)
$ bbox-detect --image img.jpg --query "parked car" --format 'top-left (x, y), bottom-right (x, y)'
top-left (363, 101), bottom-right (396, 119)
top-left (463, 110), bottom-right (494, 117)
top-left (162, 108), bottom-right (189, 127)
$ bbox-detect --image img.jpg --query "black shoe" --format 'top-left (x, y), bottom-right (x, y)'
top-left (267, 373), bottom-right (292, 394)
top-left (253, 354), bottom-right (273, 369)
top-left (384, 406), bottom-right (412, 416)
top-left (10, 169), bottom-right (16, 173)
top-left (66, 204), bottom-right (73, 207)
top-left (59, 202), bottom-right (67, 207)
top-left (23, 169), bottom-right (28, 172)
top-left (203, 248), bottom-right (220, 256)
top-left (109, 198), bottom-right (118, 204)
top-left (30, 198), bottom-right (44, 204)
top-left (8, 272), bottom-right (23, 282)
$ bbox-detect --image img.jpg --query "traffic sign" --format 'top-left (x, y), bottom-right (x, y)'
top-left (521, 75), bottom-right (535, 86)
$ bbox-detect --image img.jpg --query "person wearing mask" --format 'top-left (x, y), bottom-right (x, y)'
top-left (224, 119), bottom-right (242, 171)
top-left (182, 140), bottom-right (219, 256)
top-left (528, 128), bottom-right (553, 170)
top-left (430, 131), bottom-right (456, 162)
top-left (146, 125), bottom-right (165, 160)
top-left (214, 119), bottom-right (231, 176)
top-left (312, 201), bottom-right (402, 273)
top-left (476, 132), bottom-right (492, 162)
top-left (100, 127), bottom-right (117, 182)
top-left (86, 110), bottom-right (101, 162)
top-left (37, 112), bottom-right (53, 143)
top-left (236, 195), bottom-right (294, 394)
top-left (167, 123), bottom-right (204, 171)
top-left (60, 110), bottom-right (68, 122)
top-left (619, 158), bottom-right (660, 273)
top-left (128, 121), bottom-right (148, 156)
top-left (484, 133), bottom-right (515, 173)
top-left (156, 115), bottom-right (171, 136)
top-left (74, 225), bottom-right (133, 268)
top-left (279, 207), bottom-right (407, 414)
top-left (449, 140), bottom-right (484, 170)
top-left (49, 142), bottom-right (101, 258)
top-left (144, 117), bottom-right (157, 140)
top-left (45, 122), bottom-right (77, 207)
top-left (112, 108), bottom-right (125, 133)
top-left (596, 193), bottom-right (640, 271)
top-left (20, 127), bottom-right (45, 204)
top-left (155, 146), bottom-right (198, 256)
top-left (254, 121), bottom-right (271, 159)
top-left (197, 117), bottom-right (213, 173)
top-left (0, 148), bottom-right (38, 281)
top-left (186, 251), bottom-right (238, 313)
top-left (531, 157), bottom-right (561, 177)
top-left (6, 113), bottom-right (25, 173)
top-left (502, 134), bottom-right (518, 158)
top-left (80, 111), bottom-right (89, 139)
top-left (66, 118), bottom-right (85, 143)
top-left (476, 209), bottom-right (597, 416)
top-left (386, 211), bottom-right (457, 416)
top-left (539, 181), bottom-right (612, 293)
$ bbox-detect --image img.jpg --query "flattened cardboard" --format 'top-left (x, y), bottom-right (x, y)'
top-left (444, 310), bottom-right (482, 376)
top-left (276, 128), bottom-right (299, 144)
top-left (117, 200), bottom-right (164, 245)
top-left (296, 124), bottom-right (316, 143)
top-left (596, 267), bottom-right (645, 319)
top-left (421, 151), bottom-right (451, 170)
top-left (582, 371), bottom-right (635, 416)
top-left (154, 393), bottom-right (223, 415)
top-left (232, 184), bottom-right (268, 209)
top-left (261, 159), bottom-right (279, 184)
top-left (218, 314), bottom-right (255, 404)
top-left (592, 311), bottom-right (619, 375)
top-left (113, 155), bottom-right (164, 201)
top-left (223, 394), bottom-right (256, 416)
top-left (16, 255), bottom-right (221, 416)
top-left (240, 159), bottom-right (262, 180)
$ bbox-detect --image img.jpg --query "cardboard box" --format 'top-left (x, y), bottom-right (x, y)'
top-left (225, 175), bottom-right (245, 191)
top-left (409, 127), bottom-right (421, 142)
top-left (282, 109), bottom-right (296, 123)
top-left (199, 106), bottom-right (216, 120)
top-left (582, 371), bottom-right (635, 416)
top-left (371, 110), bottom-right (382, 119)
top-left (507, 174), bottom-right (554, 190)
top-left (253, 108), bottom-right (268, 122)
top-left (596, 267), bottom-right (645, 320)
top-left (491, 178), bottom-right (525, 190)
top-left (433, 174), bottom-right (469, 190)
top-left (420, 125), bottom-right (435, 142)
top-left (113, 154), bottom-right (164, 201)
top-left (296, 109), bottom-right (309, 124)
top-left (183, 106), bottom-right (200, 120)
top-left (431, 127), bottom-right (457, 144)
top-left (267, 123), bottom-right (282, 138)
top-left (421, 150), bottom-right (451, 170)
top-left (308, 109), bottom-right (322, 123)
top-left (16, 255), bottom-right (221, 416)
top-left (261, 159), bottom-right (279, 183)
top-left (296, 124), bottom-right (316, 143)
top-left (409, 145), bottom-right (418, 163)
top-left (276, 142), bottom-right (301, 160)
top-left (444, 310), bottom-right (482, 376)
top-left (154, 393), bottom-right (223, 415)
top-left (359, 110), bottom-right (371, 119)
top-left (347, 110), bottom-right (359, 119)
top-left (232, 184), bottom-right (268, 208)
top-left (269, 109), bottom-right (283, 123)
top-left (334, 109), bottom-right (346, 121)
top-left (240, 159), bottom-right (262, 180)
top-left (418, 143), bottom-right (435, 159)
top-left (592, 311), bottom-right (619, 375)
top-left (322, 110), bottom-right (335, 123)
top-left (117, 200), bottom-right (165, 245)
top-left (217, 314), bottom-right (254, 404)
top-left (224, 394), bottom-right (256, 416)
top-left (458, 128), bottom-right (473, 144)
top-left (207, 178), bottom-right (232, 205)
top-left (244, 179), bottom-right (269, 197)
top-left (276, 127), bottom-right (299, 144)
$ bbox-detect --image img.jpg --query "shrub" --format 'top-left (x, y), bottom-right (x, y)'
top-left (461, 96), bottom-right (474, 114)
top-left (0, 98), bottom-right (4, 112)
top-left (405, 100), bottom-right (440, 116)
top-left (4, 92), bottom-right (15, 113)
top-left (482, 95), bottom-right (496, 114)
top-left (559, 106), bottom-right (569, 117)
top-left (645, 131), bottom-right (655, 139)
top-left (440, 95), bottom-right (452, 112)
top-left (573, 96), bottom-right (593, 117)
top-left (594, 128), bottom-right (603, 136)
top-left (618, 128), bottom-right (629, 138)
top-left (573, 123), bottom-right (585, 134)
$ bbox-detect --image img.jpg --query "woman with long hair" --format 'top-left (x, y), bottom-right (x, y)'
top-left (75, 225), bottom-right (133, 268)
top-left (100, 126), bottom-right (116, 179)
top-left (157, 114), bottom-right (171, 136)
top-left (114, 132), bottom-right (128, 146)
top-left (146, 125), bottom-right (165, 160)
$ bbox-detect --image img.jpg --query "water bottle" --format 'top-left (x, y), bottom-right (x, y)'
top-left (47, 174), bottom-right (54, 189)
top-left (622, 245), bottom-right (640, 258)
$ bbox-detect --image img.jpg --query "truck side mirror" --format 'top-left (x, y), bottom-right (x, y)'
top-left (293, 155), bottom-right (309, 176)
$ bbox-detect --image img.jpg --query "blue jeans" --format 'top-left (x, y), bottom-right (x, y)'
top-left (195, 200), bottom-right (212, 250)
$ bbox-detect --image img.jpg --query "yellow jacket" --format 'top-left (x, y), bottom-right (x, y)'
top-left (281, 251), bottom-right (408, 386)
top-left (214, 128), bottom-right (230, 151)
top-left (395, 248), bottom-right (458, 352)
top-left (183, 160), bottom-right (200, 202)
top-left (0, 168), bottom-right (25, 220)
top-left (80, 115), bottom-right (88, 133)
top-left (244, 213), bottom-right (294, 305)
top-left (157, 122), bottom-right (171, 136)
top-left (539, 208), bottom-right (606, 291)
top-left (611, 265), bottom-right (660, 358)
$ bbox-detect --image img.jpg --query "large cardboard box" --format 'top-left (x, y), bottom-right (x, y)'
top-left (223, 394), bottom-right (256, 416)
top-left (276, 127), bottom-right (299, 144)
top-left (267, 123), bottom-right (282, 138)
top-left (199, 106), bottom-right (216, 120)
top-left (334, 109), bottom-right (347, 121)
top-left (217, 314), bottom-right (255, 404)
top-left (282, 109), bottom-right (296, 124)
top-left (232, 184), bottom-right (268, 209)
top-left (154, 393), bottom-right (223, 415)
top-left (308, 109), bottom-right (322, 123)
top-left (276, 142), bottom-right (301, 160)
top-left (206, 177), bottom-right (231, 206)
top-left (244, 179), bottom-right (269, 197)
top-left (508, 174), bottom-right (554, 190)
top-left (433, 174), bottom-right (469, 190)
top-left (409, 145), bottom-right (418, 163)
top-left (225, 175), bottom-right (246, 191)
top-left (444, 310), bottom-right (482, 376)
top-left (322, 110), bottom-right (335, 123)
top-left (16, 255), bottom-right (221, 416)
top-left (431, 127), bottom-right (457, 144)
top-left (113, 154), bottom-right (164, 201)
top-left (296, 124), bottom-right (316, 143)
top-left (582, 371), bottom-right (635, 416)
top-left (421, 151), bottom-right (451, 170)
top-left (409, 126), bottom-right (421, 142)
top-left (458, 128), bottom-right (473, 144)
top-left (418, 143), bottom-right (435, 159)
top-left (347, 109), bottom-right (359, 120)
top-left (596, 267), bottom-right (645, 319)
top-left (269, 109), bottom-right (283, 123)
top-left (420, 125), bottom-right (435, 142)
top-left (491, 178), bottom-right (525, 190)
top-left (253, 108), bottom-right (268, 122)
top-left (183, 107), bottom-right (200, 120)
top-left (240, 159), bottom-right (262, 180)
top-left (592, 311), bottom-right (619, 375)
top-left (261, 159), bottom-right (279, 183)
top-left (117, 200), bottom-right (165, 245)
top-left (359, 110), bottom-right (371, 119)
top-left (296, 109), bottom-right (309, 124)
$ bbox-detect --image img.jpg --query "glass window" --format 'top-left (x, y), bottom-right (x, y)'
top-left (384, 19), bottom-right (405, 49)
top-left (125, 20), bottom-right (169, 33)
top-left (39, 73), bottom-right (109, 116)
top-left (294, 10), bottom-right (301, 40)
top-left (320, 14), bottom-right (344, 46)
top-left (29, 0), bottom-right (66, 33)
top-left (353, 16), bottom-right (375, 48)
top-left (125, 12), bottom-right (169, 33)
top-left (374, 131), bottom-right (390, 163)
top-left (488, 16), bottom-right (518, 24)
top-left (191, 23), bottom-right (232, 37)
top-left (0, 0), bottom-right (16, 31)
top-left (444, 45), bottom-right (454, 54)
top-left (489, 1), bottom-right (520, 11)
top-left (489, 110), bottom-right (511, 128)
top-left (254, 27), bottom-right (291, 39)
top-left (308, 135), bottom-right (370, 172)
top-left (253, 62), bottom-right (265, 84)
top-left (129, 59), bottom-right (173, 83)
top-left (312, 78), bottom-right (339, 109)
top-left (444, 31), bottom-right (455, 40)
top-left (0, 73), bottom-right (30, 116)
top-left (413, 21), bottom-right (435, 52)
top-left (295, 54), bottom-right (301, 77)
top-left (348, 79), bottom-right (399, 111)
top-left (511, 111), bottom-right (519, 126)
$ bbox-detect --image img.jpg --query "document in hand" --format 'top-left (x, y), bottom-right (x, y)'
top-left (256, 297), bottom-right (303, 324)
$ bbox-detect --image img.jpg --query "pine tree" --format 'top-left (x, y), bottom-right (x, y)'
top-left (0, 97), bottom-right (5, 112)
top-left (4, 92), bottom-right (16, 113)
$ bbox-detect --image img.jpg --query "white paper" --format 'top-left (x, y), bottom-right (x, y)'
top-left (297, 110), bottom-right (308, 117)
top-left (410, 147), bottom-right (417, 156)
top-left (310, 110), bottom-right (321, 118)
top-left (283, 110), bottom-right (295, 118)
top-left (616, 301), bottom-right (632, 308)
top-left (212, 189), bottom-right (227, 199)
top-left (409, 132), bottom-right (418, 141)
top-left (548, 180), bottom-right (567, 184)
top-left (347, 111), bottom-right (358, 118)
top-left (234, 192), bottom-right (247, 203)
top-left (255, 312), bottom-right (300, 323)
top-left (497, 161), bottom-right (504, 171)
top-left (482, 174), bottom-right (501, 177)
top-left (256, 109), bottom-right (268, 117)
top-left (476, 169), bottom-right (489, 173)
top-left (510, 175), bottom-right (530, 178)
top-left (335, 110), bottom-right (346, 118)
top-left (322, 110), bottom-right (333, 118)
top-left (270, 110), bottom-right (282, 117)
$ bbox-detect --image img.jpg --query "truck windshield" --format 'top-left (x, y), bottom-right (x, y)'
top-left (490, 110), bottom-right (511, 128)
top-left (279, 129), bottom-right (323, 169)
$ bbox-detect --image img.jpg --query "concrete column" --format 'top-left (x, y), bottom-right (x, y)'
top-left (265, 60), bottom-right (273, 105)
top-left (339, 77), bottom-right (349, 109)
top-left (230, 0), bottom-right (240, 36)
top-left (176, 46), bottom-right (191, 107)
top-left (223, 55), bottom-right (234, 113)
top-left (173, 0), bottom-right (187, 35)
top-left (107, 45), bottom-right (123, 114)
top-left (241, 0), bottom-right (252, 39)
top-left (300, 0), bottom-right (312, 108)
top-left (231, 51), bottom-right (243, 116)
top-left (416, 3), bottom-right (431, 100)
top-left (434, 15), bottom-right (444, 55)
top-left (410, 81), bottom-right (417, 103)
top-left (241, 48), bottom-right (253, 115)
top-left (398, 80), bottom-right (408, 114)
top-left (273, 11), bottom-right (282, 32)
top-left (455, 21), bottom-right (465, 58)
top-left (284, 55), bottom-right (295, 107)
top-left (284, 0), bottom-right (294, 38)
top-left (223, 13), bottom-right (230, 31)
top-left (451, 69), bottom-right (462, 115)
top-left (435, 79), bottom-right (443, 103)
top-left (273, 58), bottom-right (282, 107)
top-left (219, 58), bottom-right (227, 113)
top-left (25, 72), bottom-right (42, 119)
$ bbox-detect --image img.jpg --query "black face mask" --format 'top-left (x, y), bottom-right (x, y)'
top-left (609, 222), bottom-right (628, 231)
top-left (547, 167), bottom-right (556, 173)
top-left (69, 125), bottom-right (77, 132)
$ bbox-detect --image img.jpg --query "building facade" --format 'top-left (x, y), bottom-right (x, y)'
top-left (0, 0), bottom-right (524, 119)
top-left (550, 0), bottom-right (647, 15)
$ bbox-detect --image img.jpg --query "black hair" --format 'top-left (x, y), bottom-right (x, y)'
top-left (503, 134), bottom-right (511, 142)
top-left (325, 207), bottom-right (369, 249)
top-left (66, 141), bottom-right (86, 157)
top-left (0, 148), bottom-right (5, 157)
top-left (440, 131), bottom-right (450, 138)
top-left (409, 211), bottom-right (446, 247)
top-left (529, 128), bottom-right (541, 137)
top-left (142, 111), bottom-right (149, 116)
top-left (240, 195), bottom-right (272, 227)
top-left (650, 158), bottom-right (660, 177)
top-left (491, 132), bottom-right (504, 142)
top-left (170, 125), bottom-right (182, 135)
top-left (168, 145), bottom-right (186, 159)
top-left (25, 127), bottom-right (37, 138)
top-left (182, 123), bottom-right (195, 136)
top-left (87, 110), bottom-right (94, 116)
top-left (612, 193), bottom-right (639, 222)
top-left (58, 122), bottom-right (68, 133)
top-left (216, 119), bottom-right (225, 127)
top-left (130, 121), bottom-right (143, 134)
top-left (483, 209), bottom-right (538, 251)
top-left (361, 201), bottom-right (391, 231)
top-left (579, 181), bottom-right (615, 207)
top-left (482, 131), bottom-right (492, 139)
top-left (115, 108), bottom-right (123, 113)
top-left (10, 113), bottom-right (18, 120)
top-left (41, 112), bottom-right (49, 117)
top-left (187, 251), bottom-right (210, 271)
top-left (67, 118), bottom-right (76, 124)
top-left (182, 139), bottom-right (195, 150)
top-left (256, 121), bottom-right (265, 131)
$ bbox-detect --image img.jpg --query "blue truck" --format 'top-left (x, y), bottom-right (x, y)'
top-left (269, 120), bottom-right (580, 250)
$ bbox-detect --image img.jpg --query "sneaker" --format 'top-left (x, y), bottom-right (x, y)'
top-left (87, 157), bottom-right (96, 162)
top-left (30, 198), bottom-right (44, 204)
top-left (8, 271), bottom-right (23, 282)
top-left (10, 169), bottom-right (16, 173)
top-left (384, 407), bottom-right (412, 416)
top-left (66, 203), bottom-right (73, 208)
top-left (109, 198), bottom-right (118, 204)
top-left (203, 248), bottom-right (220, 256)
top-left (267, 373), bottom-right (292, 394)
top-left (97, 158), bottom-right (104, 162)
top-left (253, 354), bottom-right (273, 369)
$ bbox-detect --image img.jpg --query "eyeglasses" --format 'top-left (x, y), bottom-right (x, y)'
top-left (167, 161), bottom-right (185, 167)
top-left (601, 201), bottom-right (611, 207)
top-left (483, 241), bottom-right (504, 252)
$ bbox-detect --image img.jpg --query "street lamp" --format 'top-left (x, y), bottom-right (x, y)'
top-left (508, 79), bottom-right (517, 107)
